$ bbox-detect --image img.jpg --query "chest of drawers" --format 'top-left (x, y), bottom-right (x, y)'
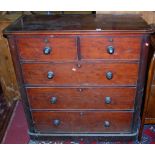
top-left (3, 14), bottom-right (153, 141)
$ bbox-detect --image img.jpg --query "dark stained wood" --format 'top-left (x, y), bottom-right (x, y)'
top-left (132, 35), bottom-right (150, 135)
top-left (32, 111), bottom-right (133, 133)
top-left (80, 37), bottom-right (141, 60)
top-left (16, 35), bottom-right (142, 61)
top-left (22, 62), bottom-right (139, 86)
top-left (138, 35), bottom-right (155, 141)
top-left (17, 37), bottom-right (77, 61)
top-left (3, 14), bottom-right (154, 141)
top-left (3, 14), bottom-right (152, 34)
top-left (26, 87), bottom-right (136, 110)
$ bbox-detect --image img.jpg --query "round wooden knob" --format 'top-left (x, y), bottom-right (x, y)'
top-left (53, 119), bottom-right (61, 126)
top-left (106, 71), bottom-right (113, 80)
top-left (107, 46), bottom-right (114, 54)
top-left (50, 97), bottom-right (57, 104)
top-left (105, 97), bottom-right (111, 104)
top-left (43, 47), bottom-right (51, 55)
top-left (104, 121), bottom-right (110, 128)
top-left (47, 71), bottom-right (54, 79)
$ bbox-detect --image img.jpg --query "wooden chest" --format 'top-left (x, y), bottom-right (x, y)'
top-left (3, 14), bottom-right (153, 141)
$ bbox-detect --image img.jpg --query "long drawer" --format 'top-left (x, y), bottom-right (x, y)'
top-left (22, 62), bottom-right (139, 86)
top-left (32, 111), bottom-right (133, 133)
top-left (26, 87), bottom-right (136, 110)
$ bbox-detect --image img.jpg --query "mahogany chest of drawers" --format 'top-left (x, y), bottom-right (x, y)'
top-left (3, 14), bottom-right (154, 141)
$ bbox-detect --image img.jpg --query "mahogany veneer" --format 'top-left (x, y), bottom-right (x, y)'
top-left (3, 14), bottom-right (154, 141)
top-left (17, 37), bottom-right (77, 61)
top-left (80, 37), bottom-right (141, 60)
top-left (22, 63), bottom-right (138, 86)
top-left (27, 87), bottom-right (136, 110)
top-left (32, 111), bottom-right (133, 133)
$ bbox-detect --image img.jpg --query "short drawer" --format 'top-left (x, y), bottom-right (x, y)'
top-left (22, 62), bottom-right (139, 86)
top-left (32, 111), bottom-right (133, 133)
top-left (27, 87), bottom-right (136, 110)
top-left (16, 37), bottom-right (77, 61)
top-left (80, 37), bottom-right (141, 60)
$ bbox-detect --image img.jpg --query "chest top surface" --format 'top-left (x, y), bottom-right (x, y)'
top-left (3, 14), bottom-right (153, 34)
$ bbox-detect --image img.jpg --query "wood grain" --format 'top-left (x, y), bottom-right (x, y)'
top-left (3, 14), bottom-right (151, 33)
top-left (80, 37), bottom-right (141, 60)
top-left (138, 37), bottom-right (155, 141)
top-left (22, 62), bottom-right (139, 86)
top-left (26, 87), bottom-right (136, 110)
top-left (17, 37), bottom-right (77, 61)
top-left (32, 111), bottom-right (133, 133)
top-left (3, 14), bottom-right (153, 140)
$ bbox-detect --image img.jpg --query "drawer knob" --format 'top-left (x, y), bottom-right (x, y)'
top-left (47, 71), bottom-right (54, 79)
top-left (104, 121), bottom-right (110, 128)
top-left (105, 97), bottom-right (111, 104)
top-left (53, 119), bottom-right (61, 126)
top-left (107, 46), bottom-right (114, 54)
top-left (43, 47), bottom-right (51, 55)
top-left (106, 71), bottom-right (113, 80)
top-left (50, 97), bottom-right (57, 104)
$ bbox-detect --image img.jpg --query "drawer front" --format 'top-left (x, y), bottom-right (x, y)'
top-left (17, 37), bottom-right (77, 61)
top-left (80, 37), bottom-right (141, 60)
top-left (32, 111), bottom-right (132, 133)
top-left (22, 62), bottom-right (138, 86)
top-left (27, 87), bottom-right (136, 110)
